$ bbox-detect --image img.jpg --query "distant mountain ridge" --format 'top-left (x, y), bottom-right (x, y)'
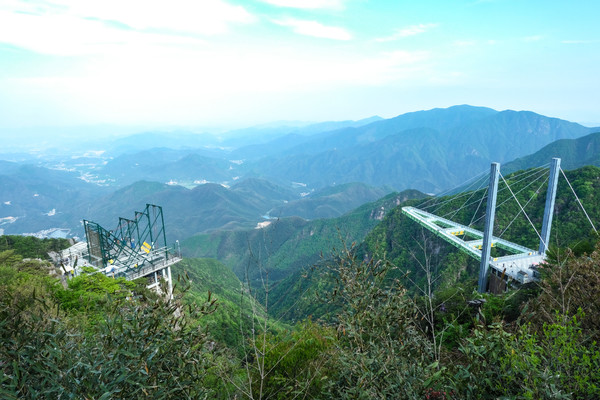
top-left (249, 106), bottom-right (594, 193)
top-left (504, 131), bottom-right (600, 173)
top-left (75, 105), bottom-right (597, 194)
top-left (269, 182), bottom-right (391, 219)
top-left (1, 105), bottom-right (598, 240)
top-left (0, 164), bottom-right (107, 234)
top-left (68, 178), bottom-right (391, 240)
top-left (181, 189), bottom-right (425, 283)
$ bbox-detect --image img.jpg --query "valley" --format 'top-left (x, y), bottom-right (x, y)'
top-left (3, 0), bottom-right (599, 395)
top-left (2, 105), bottom-right (600, 398)
top-left (2, 105), bottom-right (598, 241)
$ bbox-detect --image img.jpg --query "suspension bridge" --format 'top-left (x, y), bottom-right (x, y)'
top-left (402, 158), bottom-right (597, 293)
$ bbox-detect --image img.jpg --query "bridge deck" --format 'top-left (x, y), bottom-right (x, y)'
top-left (402, 206), bottom-right (542, 283)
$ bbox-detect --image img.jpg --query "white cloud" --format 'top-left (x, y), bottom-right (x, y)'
top-left (55, 0), bottom-right (256, 35)
top-left (0, 0), bottom-right (255, 55)
top-left (381, 50), bottom-right (428, 64)
top-left (259, 0), bottom-right (346, 10)
top-left (274, 18), bottom-right (352, 40)
top-left (0, 1), bottom-right (441, 127)
top-left (0, 10), bottom-right (207, 56)
top-left (1, 43), bottom-right (433, 127)
top-left (376, 23), bottom-right (437, 42)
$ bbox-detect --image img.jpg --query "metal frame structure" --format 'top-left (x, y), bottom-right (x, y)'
top-left (402, 158), bottom-right (561, 293)
top-left (83, 204), bottom-right (180, 296)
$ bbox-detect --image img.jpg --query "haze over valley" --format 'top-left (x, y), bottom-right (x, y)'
top-left (1, 105), bottom-right (598, 241)
top-left (2, 1), bottom-right (600, 398)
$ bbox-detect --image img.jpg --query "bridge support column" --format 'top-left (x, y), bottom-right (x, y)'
top-left (539, 158), bottom-right (561, 254)
top-left (478, 162), bottom-right (500, 293)
top-left (167, 265), bottom-right (173, 300)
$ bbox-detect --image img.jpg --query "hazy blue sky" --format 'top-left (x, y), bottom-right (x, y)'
top-left (0, 0), bottom-right (599, 131)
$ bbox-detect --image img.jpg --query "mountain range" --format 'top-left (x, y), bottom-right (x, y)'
top-left (246, 106), bottom-right (596, 192)
top-left (180, 190), bottom-right (424, 283)
top-left (504, 131), bottom-right (600, 173)
top-left (1, 105), bottom-right (598, 243)
top-left (81, 105), bottom-right (597, 193)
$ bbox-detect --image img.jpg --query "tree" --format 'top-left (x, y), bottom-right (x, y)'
top-left (323, 242), bottom-right (440, 399)
top-left (527, 243), bottom-right (600, 341)
top-left (0, 254), bottom-right (223, 399)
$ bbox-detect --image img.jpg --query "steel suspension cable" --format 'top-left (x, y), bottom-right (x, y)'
top-left (444, 173), bottom-right (490, 220)
top-left (499, 171), bottom-right (544, 243)
top-left (438, 178), bottom-right (488, 220)
top-left (434, 165), bottom-right (547, 224)
top-left (502, 163), bottom-right (550, 181)
top-left (560, 168), bottom-right (598, 235)
top-left (458, 167), bottom-right (549, 224)
top-left (498, 176), bottom-right (548, 238)
top-left (463, 166), bottom-right (548, 219)
top-left (428, 174), bottom-right (489, 215)
top-left (494, 165), bottom-right (549, 197)
top-left (470, 167), bottom-right (549, 226)
top-left (468, 186), bottom-right (488, 227)
top-left (418, 168), bottom-right (489, 211)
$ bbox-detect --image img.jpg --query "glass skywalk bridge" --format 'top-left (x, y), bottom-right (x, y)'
top-left (402, 206), bottom-right (543, 284)
top-left (402, 158), bottom-right (561, 293)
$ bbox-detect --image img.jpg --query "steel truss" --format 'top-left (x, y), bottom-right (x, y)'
top-left (83, 204), bottom-right (181, 294)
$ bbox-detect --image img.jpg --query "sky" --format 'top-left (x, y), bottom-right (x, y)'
top-left (0, 0), bottom-right (599, 133)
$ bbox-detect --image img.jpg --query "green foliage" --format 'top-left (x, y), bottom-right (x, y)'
top-left (243, 320), bottom-right (335, 400)
top-left (453, 313), bottom-right (600, 399)
top-left (452, 323), bottom-right (517, 398)
top-left (54, 267), bottom-right (136, 312)
top-left (527, 243), bottom-right (600, 342)
top-left (266, 264), bottom-right (338, 322)
top-left (322, 243), bottom-right (439, 399)
top-left (538, 313), bottom-right (600, 396)
top-left (173, 258), bottom-right (270, 351)
top-left (0, 235), bottom-right (70, 260)
top-left (0, 253), bottom-right (60, 309)
top-left (0, 254), bottom-right (223, 399)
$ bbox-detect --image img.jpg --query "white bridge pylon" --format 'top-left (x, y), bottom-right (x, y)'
top-left (402, 157), bottom-right (561, 292)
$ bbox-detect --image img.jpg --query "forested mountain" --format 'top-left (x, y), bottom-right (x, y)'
top-left (77, 178), bottom-right (391, 240)
top-left (227, 116), bottom-right (383, 160)
top-left (0, 155), bottom-right (392, 238)
top-left (260, 165), bottom-right (600, 323)
top-left (249, 106), bottom-right (595, 192)
top-left (181, 190), bottom-right (424, 283)
top-left (1, 105), bottom-right (597, 247)
top-left (2, 211), bottom-right (599, 398)
top-left (2, 125), bottom-right (600, 398)
top-left (17, 105), bottom-right (592, 193)
top-left (0, 164), bottom-right (108, 234)
top-left (504, 131), bottom-right (600, 173)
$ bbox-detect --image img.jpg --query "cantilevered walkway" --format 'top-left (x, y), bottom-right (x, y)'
top-left (61, 204), bottom-right (181, 297)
